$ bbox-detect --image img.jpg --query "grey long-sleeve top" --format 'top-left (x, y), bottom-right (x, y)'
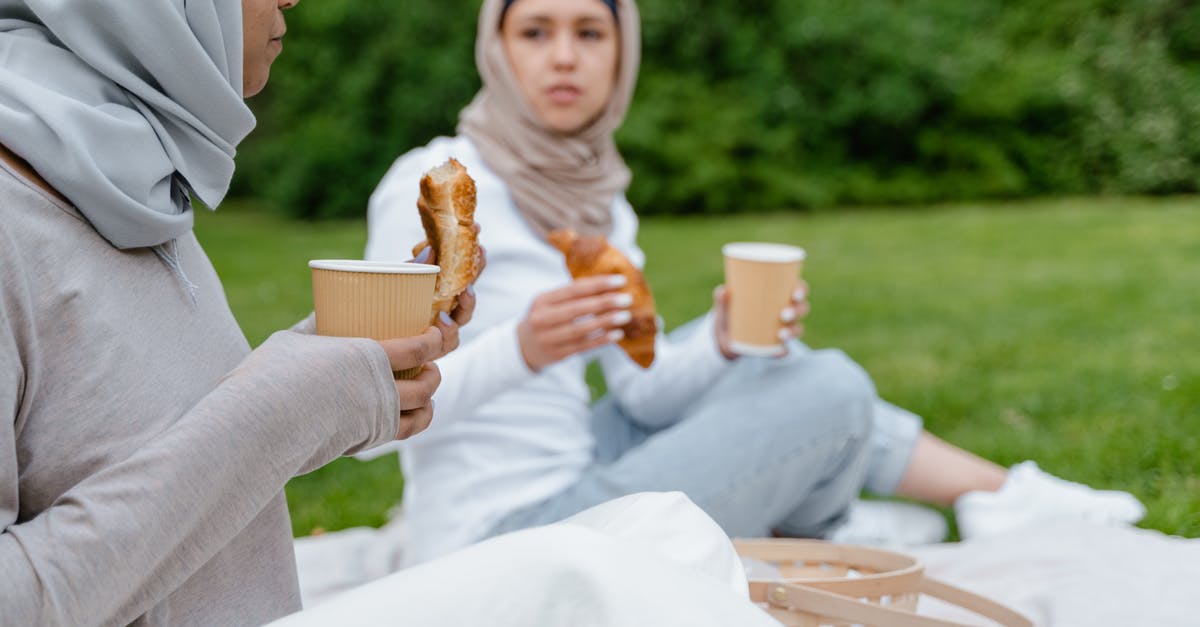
top-left (0, 164), bottom-right (401, 626)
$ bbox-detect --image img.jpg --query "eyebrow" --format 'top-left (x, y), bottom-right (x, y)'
top-left (512, 13), bottom-right (613, 25)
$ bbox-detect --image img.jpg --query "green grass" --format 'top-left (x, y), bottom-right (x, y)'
top-left (195, 197), bottom-right (1200, 538)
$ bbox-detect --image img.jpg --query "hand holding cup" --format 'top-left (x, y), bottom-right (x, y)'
top-left (311, 259), bottom-right (459, 440)
top-left (718, 242), bottom-right (807, 358)
top-left (713, 278), bottom-right (809, 359)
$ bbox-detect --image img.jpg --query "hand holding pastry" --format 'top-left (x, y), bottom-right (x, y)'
top-left (547, 229), bottom-right (657, 368)
top-left (413, 223), bottom-right (485, 330)
top-left (517, 274), bottom-right (635, 372)
top-left (414, 158), bottom-right (484, 322)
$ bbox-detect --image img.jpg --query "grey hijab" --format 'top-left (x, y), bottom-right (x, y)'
top-left (0, 0), bottom-right (254, 249)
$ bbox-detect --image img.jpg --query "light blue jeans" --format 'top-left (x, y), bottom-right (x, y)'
top-left (487, 324), bottom-right (923, 540)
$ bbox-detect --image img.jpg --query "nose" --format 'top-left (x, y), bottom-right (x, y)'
top-left (551, 32), bottom-right (578, 69)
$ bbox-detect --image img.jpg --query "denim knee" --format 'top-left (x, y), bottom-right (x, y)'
top-left (729, 348), bottom-right (876, 445)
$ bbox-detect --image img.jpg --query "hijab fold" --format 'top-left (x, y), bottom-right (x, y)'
top-left (459, 0), bottom-right (640, 239)
top-left (0, 0), bottom-right (253, 249)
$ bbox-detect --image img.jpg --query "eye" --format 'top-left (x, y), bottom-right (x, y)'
top-left (520, 27), bottom-right (547, 40)
top-left (579, 28), bottom-right (605, 41)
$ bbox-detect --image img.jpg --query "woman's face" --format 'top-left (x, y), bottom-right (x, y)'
top-left (242, 0), bottom-right (299, 98)
top-left (501, 0), bottom-right (619, 134)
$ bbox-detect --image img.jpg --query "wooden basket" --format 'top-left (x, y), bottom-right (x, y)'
top-left (736, 539), bottom-right (1032, 627)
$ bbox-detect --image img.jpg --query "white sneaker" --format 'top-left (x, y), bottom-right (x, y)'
top-left (955, 461), bottom-right (1146, 540)
top-left (827, 499), bottom-right (948, 547)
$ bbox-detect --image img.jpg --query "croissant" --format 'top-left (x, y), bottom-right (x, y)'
top-left (547, 229), bottom-right (657, 368)
top-left (413, 158), bottom-right (483, 320)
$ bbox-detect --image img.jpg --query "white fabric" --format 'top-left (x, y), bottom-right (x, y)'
top-left (363, 135), bottom-right (732, 565)
top-left (0, 0), bottom-right (253, 249)
top-left (294, 501), bottom-right (1200, 626)
top-left (293, 516), bottom-right (409, 609)
top-left (284, 492), bottom-right (777, 626)
top-left (912, 522), bottom-right (1200, 626)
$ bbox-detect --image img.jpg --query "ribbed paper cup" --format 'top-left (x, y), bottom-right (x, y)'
top-left (722, 243), bottom-right (806, 357)
top-left (310, 260), bottom-right (440, 379)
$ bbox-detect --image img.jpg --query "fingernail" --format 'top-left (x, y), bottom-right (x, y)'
top-left (780, 308), bottom-right (796, 323)
top-left (607, 274), bottom-right (627, 288)
top-left (612, 310), bottom-right (633, 325)
top-left (438, 311), bottom-right (453, 325)
top-left (794, 287), bottom-right (807, 301)
top-left (778, 328), bottom-right (791, 341)
top-left (613, 293), bottom-right (633, 307)
top-left (467, 284), bottom-right (476, 296)
top-left (414, 247), bottom-right (432, 263)
top-left (607, 329), bottom-right (625, 342)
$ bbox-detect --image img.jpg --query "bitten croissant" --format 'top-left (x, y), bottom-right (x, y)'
top-left (547, 228), bottom-right (657, 368)
top-left (413, 158), bottom-right (483, 320)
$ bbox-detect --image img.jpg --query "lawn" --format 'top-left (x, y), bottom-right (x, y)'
top-left (194, 196), bottom-right (1200, 539)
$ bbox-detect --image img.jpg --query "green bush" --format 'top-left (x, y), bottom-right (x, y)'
top-left (234, 0), bottom-right (1200, 218)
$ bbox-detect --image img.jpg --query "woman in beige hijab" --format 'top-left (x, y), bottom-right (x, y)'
top-left (365, 0), bottom-right (1145, 567)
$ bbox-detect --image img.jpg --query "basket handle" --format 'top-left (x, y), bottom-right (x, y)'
top-left (751, 576), bottom-right (1033, 627)
top-left (919, 576), bottom-right (1033, 627)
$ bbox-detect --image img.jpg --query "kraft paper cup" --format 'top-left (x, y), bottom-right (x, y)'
top-left (722, 242), bottom-right (806, 357)
top-left (310, 260), bottom-right (440, 379)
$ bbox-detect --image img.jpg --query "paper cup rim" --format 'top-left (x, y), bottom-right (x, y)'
top-left (309, 260), bottom-right (441, 274)
top-left (722, 242), bottom-right (806, 263)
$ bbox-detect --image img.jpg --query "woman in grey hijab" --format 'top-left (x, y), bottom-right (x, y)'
top-left (0, 1), bottom-right (471, 623)
top-left (0, 2), bottom-right (793, 625)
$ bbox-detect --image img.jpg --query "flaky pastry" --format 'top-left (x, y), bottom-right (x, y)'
top-left (547, 229), bottom-right (657, 368)
top-left (412, 158), bottom-right (483, 320)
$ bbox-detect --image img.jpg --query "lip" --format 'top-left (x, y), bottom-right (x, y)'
top-left (546, 84), bottom-right (582, 105)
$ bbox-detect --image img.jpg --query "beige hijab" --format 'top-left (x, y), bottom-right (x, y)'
top-left (458, 0), bottom-right (641, 238)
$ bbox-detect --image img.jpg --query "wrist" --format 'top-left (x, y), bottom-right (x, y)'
top-left (516, 320), bottom-right (545, 372)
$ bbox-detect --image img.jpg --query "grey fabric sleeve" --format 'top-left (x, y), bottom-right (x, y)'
top-left (0, 327), bottom-right (399, 626)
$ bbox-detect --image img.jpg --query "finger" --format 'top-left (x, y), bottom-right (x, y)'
top-left (377, 327), bottom-right (444, 372)
top-left (434, 310), bottom-right (460, 354)
top-left (475, 245), bottom-right (487, 274)
top-left (712, 284), bottom-right (729, 317)
top-left (542, 274), bottom-right (628, 306)
top-left (539, 309), bottom-right (631, 347)
top-left (451, 286), bottom-right (476, 326)
top-left (532, 291), bottom-right (632, 330)
top-left (792, 281), bottom-right (808, 304)
top-left (778, 324), bottom-right (803, 341)
top-left (395, 362), bottom-right (441, 412)
top-left (555, 327), bottom-right (625, 360)
top-left (396, 405), bottom-right (434, 439)
top-left (411, 246), bottom-right (433, 264)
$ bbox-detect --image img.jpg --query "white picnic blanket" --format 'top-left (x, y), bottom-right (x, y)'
top-left (293, 509), bottom-right (1200, 626)
top-left (911, 521), bottom-right (1200, 626)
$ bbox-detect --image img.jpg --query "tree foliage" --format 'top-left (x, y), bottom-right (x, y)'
top-left (234, 0), bottom-right (1200, 218)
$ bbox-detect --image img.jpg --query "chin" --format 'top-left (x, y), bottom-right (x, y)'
top-left (244, 73), bottom-right (270, 98)
top-left (543, 114), bottom-right (588, 135)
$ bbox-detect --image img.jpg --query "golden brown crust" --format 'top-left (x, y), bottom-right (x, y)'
top-left (548, 229), bottom-right (657, 368)
top-left (416, 159), bottom-right (483, 318)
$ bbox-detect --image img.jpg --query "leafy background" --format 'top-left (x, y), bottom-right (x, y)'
top-left (235, 0), bottom-right (1200, 219)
